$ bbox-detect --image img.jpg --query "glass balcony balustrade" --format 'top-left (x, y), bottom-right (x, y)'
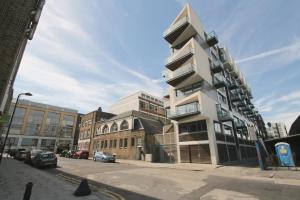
top-left (167, 102), bottom-right (200, 119)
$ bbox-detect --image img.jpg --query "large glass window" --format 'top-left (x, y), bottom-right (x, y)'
top-left (8, 107), bottom-right (26, 135)
top-left (26, 110), bottom-right (44, 136)
top-left (61, 115), bottom-right (74, 138)
top-left (21, 138), bottom-right (38, 147)
top-left (43, 112), bottom-right (60, 137)
top-left (110, 123), bottom-right (118, 132)
top-left (124, 138), bottom-right (128, 148)
top-left (176, 81), bottom-right (202, 97)
top-left (179, 120), bottom-right (208, 142)
top-left (120, 120), bottom-right (129, 130)
top-left (41, 139), bottom-right (56, 151)
top-left (119, 139), bottom-right (123, 148)
top-left (214, 122), bottom-right (222, 134)
top-left (139, 100), bottom-right (148, 110)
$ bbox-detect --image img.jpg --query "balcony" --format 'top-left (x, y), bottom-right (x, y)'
top-left (228, 78), bottom-right (238, 90)
top-left (231, 93), bottom-right (242, 102)
top-left (206, 31), bottom-right (218, 47)
top-left (216, 105), bottom-right (233, 122)
top-left (213, 75), bottom-right (227, 89)
top-left (165, 47), bottom-right (194, 71)
top-left (236, 122), bottom-right (247, 130)
top-left (167, 102), bottom-right (200, 120)
top-left (236, 100), bottom-right (247, 108)
top-left (163, 64), bottom-right (195, 86)
top-left (163, 17), bottom-right (190, 44)
top-left (230, 64), bottom-right (239, 78)
top-left (210, 59), bottom-right (224, 73)
top-left (164, 100), bottom-right (170, 108)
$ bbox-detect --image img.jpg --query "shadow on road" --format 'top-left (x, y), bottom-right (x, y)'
top-left (43, 166), bottom-right (160, 200)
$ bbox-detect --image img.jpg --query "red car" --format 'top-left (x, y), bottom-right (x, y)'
top-left (73, 150), bottom-right (89, 159)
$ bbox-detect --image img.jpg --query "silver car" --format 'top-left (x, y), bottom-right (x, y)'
top-left (93, 152), bottom-right (115, 162)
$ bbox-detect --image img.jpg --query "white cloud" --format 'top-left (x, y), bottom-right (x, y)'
top-left (15, 0), bottom-right (163, 113)
top-left (236, 42), bottom-right (300, 64)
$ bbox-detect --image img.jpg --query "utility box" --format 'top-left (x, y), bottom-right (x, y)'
top-left (145, 154), bottom-right (152, 162)
top-left (275, 142), bottom-right (295, 167)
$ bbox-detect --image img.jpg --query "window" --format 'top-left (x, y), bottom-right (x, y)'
top-left (149, 104), bottom-right (157, 112)
top-left (133, 119), bottom-right (143, 130)
top-left (101, 141), bottom-right (104, 149)
top-left (113, 139), bottom-right (117, 148)
top-left (43, 112), bottom-right (60, 137)
top-left (110, 123), bottom-right (118, 132)
top-left (179, 120), bottom-right (207, 133)
top-left (119, 139), bottom-right (123, 148)
top-left (7, 107), bottom-right (26, 135)
top-left (26, 110), bottom-right (45, 136)
top-left (139, 100), bottom-right (148, 110)
top-left (131, 137), bottom-right (135, 147)
top-left (175, 81), bottom-right (202, 97)
top-left (62, 115), bottom-right (75, 138)
top-left (124, 138), bottom-right (128, 148)
top-left (109, 140), bottom-right (113, 148)
top-left (104, 140), bottom-right (107, 148)
top-left (102, 125), bottom-right (109, 133)
top-left (218, 92), bottom-right (227, 104)
top-left (120, 120), bottom-right (129, 130)
top-left (224, 125), bottom-right (232, 136)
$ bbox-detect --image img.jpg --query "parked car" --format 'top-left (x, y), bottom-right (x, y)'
top-left (31, 152), bottom-right (57, 168)
top-left (14, 149), bottom-right (29, 160)
top-left (65, 150), bottom-right (76, 158)
top-left (93, 152), bottom-right (115, 163)
top-left (24, 149), bottom-right (43, 164)
top-left (59, 150), bottom-right (68, 157)
top-left (73, 150), bottom-right (89, 159)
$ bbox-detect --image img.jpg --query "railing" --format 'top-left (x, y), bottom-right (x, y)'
top-left (165, 47), bottom-right (194, 65)
top-left (213, 74), bottom-right (227, 86)
top-left (216, 104), bottom-right (232, 121)
top-left (163, 64), bottom-right (194, 81)
top-left (167, 102), bottom-right (200, 118)
top-left (163, 17), bottom-right (188, 37)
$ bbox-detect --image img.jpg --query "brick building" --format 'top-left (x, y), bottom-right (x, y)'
top-left (91, 110), bottom-right (164, 160)
top-left (0, 0), bottom-right (45, 116)
top-left (78, 108), bottom-right (115, 151)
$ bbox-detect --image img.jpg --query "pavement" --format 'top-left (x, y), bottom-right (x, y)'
top-left (1, 156), bottom-right (300, 200)
top-left (0, 157), bottom-right (112, 200)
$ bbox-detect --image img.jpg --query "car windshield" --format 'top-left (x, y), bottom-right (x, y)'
top-left (41, 153), bottom-right (54, 159)
top-left (103, 152), bottom-right (112, 156)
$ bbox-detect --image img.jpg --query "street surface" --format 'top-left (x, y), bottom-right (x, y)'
top-left (1, 157), bottom-right (300, 200)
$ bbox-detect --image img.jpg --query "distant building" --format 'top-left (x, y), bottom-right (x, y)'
top-left (289, 115), bottom-right (300, 136)
top-left (1, 99), bottom-right (77, 152)
top-left (77, 108), bottom-right (115, 151)
top-left (266, 122), bottom-right (288, 139)
top-left (108, 91), bottom-right (166, 122)
top-left (90, 110), bottom-right (165, 161)
top-left (0, 0), bottom-right (45, 116)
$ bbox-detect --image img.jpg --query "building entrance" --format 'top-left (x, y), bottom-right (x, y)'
top-left (180, 144), bottom-right (211, 163)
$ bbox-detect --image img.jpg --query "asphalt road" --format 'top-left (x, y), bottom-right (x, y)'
top-left (41, 157), bottom-right (300, 200)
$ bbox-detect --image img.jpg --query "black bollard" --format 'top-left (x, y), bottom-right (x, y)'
top-left (23, 182), bottom-right (33, 200)
top-left (74, 179), bottom-right (91, 196)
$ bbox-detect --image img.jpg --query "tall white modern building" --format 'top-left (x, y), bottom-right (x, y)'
top-left (162, 4), bottom-right (266, 164)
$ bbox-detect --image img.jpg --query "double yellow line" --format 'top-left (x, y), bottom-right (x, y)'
top-left (57, 173), bottom-right (125, 200)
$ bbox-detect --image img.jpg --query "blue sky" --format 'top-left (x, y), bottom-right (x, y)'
top-left (15, 0), bottom-right (300, 130)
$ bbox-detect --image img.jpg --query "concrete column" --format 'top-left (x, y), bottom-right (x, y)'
top-left (207, 119), bottom-right (219, 165)
top-left (173, 121), bottom-right (181, 163)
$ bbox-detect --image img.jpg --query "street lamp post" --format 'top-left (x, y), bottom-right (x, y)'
top-left (0, 92), bottom-right (32, 164)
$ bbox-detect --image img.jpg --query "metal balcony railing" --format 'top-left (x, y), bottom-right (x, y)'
top-left (163, 17), bottom-right (189, 37)
top-left (213, 75), bottom-right (227, 88)
top-left (163, 64), bottom-right (194, 81)
top-left (165, 47), bottom-right (194, 67)
top-left (167, 102), bottom-right (200, 119)
top-left (206, 31), bottom-right (218, 47)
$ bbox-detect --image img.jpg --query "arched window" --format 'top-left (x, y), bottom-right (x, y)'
top-left (110, 122), bottom-right (118, 132)
top-left (102, 125), bottom-right (109, 133)
top-left (120, 120), bottom-right (129, 130)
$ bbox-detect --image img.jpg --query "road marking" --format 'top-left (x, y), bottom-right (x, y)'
top-left (57, 173), bottom-right (125, 200)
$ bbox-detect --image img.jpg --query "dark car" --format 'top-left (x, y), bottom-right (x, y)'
top-left (31, 152), bottom-right (57, 168)
top-left (15, 149), bottom-right (29, 160)
top-left (93, 152), bottom-right (115, 163)
top-left (24, 149), bottom-right (43, 164)
top-left (73, 150), bottom-right (89, 159)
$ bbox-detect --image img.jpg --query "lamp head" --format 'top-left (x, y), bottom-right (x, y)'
top-left (24, 92), bottom-right (32, 96)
